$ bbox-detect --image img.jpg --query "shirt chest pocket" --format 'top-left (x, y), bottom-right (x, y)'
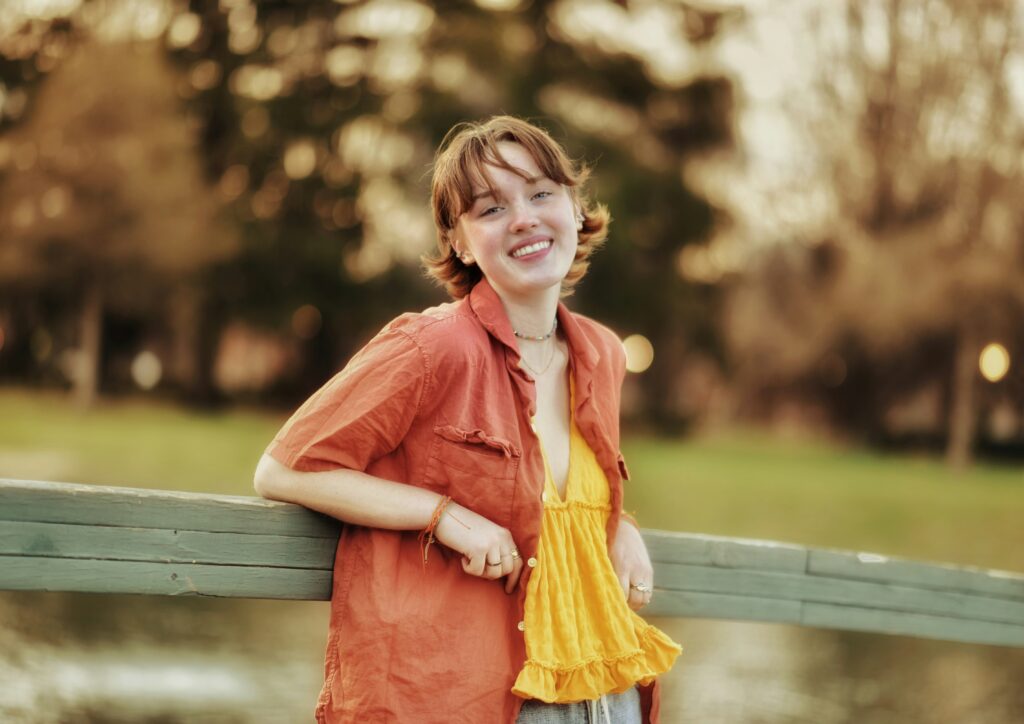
top-left (423, 424), bottom-right (521, 528)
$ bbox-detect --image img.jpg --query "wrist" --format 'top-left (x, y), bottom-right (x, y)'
top-left (620, 510), bottom-right (640, 530)
top-left (437, 500), bottom-right (470, 536)
top-left (419, 494), bottom-right (453, 564)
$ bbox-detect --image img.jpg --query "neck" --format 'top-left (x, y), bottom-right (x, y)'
top-left (496, 284), bottom-right (561, 342)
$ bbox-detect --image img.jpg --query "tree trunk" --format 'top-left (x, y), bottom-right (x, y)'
top-left (946, 326), bottom-right (978, 470)
top-left (169, 282), bottom-right (224, 406)
top-left (169, 283), bottom-right (201, 394)
top-left (74, 279), bottom-right (103, 409)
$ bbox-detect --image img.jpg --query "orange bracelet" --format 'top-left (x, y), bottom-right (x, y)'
top-left (419, 495), bottom-right (452, 566)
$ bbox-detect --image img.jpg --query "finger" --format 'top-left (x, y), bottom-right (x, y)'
top-left (483, 554), bottom-right (504, 580)
top-left (506, 555), bottom-right (525, 594)
top-left (462, 554), bottom-right (484, 577)
top-left (489, 546), bottom-right (512, 580)
top-left (629, 584), bottom-right (650, 611)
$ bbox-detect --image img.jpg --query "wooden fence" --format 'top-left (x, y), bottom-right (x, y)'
top-left (2, 478), bottom-right (1022, 648)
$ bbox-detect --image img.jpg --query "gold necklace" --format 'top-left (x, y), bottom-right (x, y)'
top-left (519, 340), bottom-right (558, 377)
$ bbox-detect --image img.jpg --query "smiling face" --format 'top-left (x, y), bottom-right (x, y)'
top-left (425, 115), bottom-right (610, 300)
top-left (452, 142), bottom-right (580, 303)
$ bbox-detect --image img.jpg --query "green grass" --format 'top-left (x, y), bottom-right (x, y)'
top-left (2, 388), bottom-right (1021, 573)
top-left (0, 388), bottom-right (280, 495)
top-left (622, 431), bottom-right (1024, 573)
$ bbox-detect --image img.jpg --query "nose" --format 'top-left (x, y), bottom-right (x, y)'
top-left (507, 198), bottom-right (539, 233)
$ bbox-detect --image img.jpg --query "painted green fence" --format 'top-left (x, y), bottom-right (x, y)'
top-left (2, 478), bottom-right (1022, 647)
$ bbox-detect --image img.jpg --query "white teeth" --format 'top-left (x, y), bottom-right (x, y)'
top-left (511, 240), bottom-right (552, 258)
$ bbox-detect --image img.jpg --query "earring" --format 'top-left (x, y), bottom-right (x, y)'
top-left (575, 212), bottom-right (584, 231)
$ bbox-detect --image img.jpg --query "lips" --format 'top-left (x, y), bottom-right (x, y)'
top-left (509, 236), bottom-right (553, 259)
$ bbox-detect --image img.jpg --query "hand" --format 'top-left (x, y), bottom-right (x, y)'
top-left (434, 501), bottom-right (525, 594)
top-left (610, 516), bottom-right (654, 610)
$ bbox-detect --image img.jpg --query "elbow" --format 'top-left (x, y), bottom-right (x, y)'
top-left (253, 453), bottom-right (284, 500)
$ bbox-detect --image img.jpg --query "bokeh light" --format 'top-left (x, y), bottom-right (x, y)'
top-left (979, 343), bottom-right (1010, 383)
top-left (40, 185), bottom-right (70, 219)
top-left (230, 65), bottom-right (283, 101)
top-left (283, 140), bottom-right (317, 180)
top-left (218, 164), bottom-right (250, 201)
top-left (325, 46), bottom-right (364, 87)
top-left (622, 334), bottom-right (654, 373)
top-left (189, 60), bottom-right (221, 91)
top-left (167, 13), bottom-right (201, 49)
top-left (291, 305), bottom-right (323, 340)
top-left (334, 0), bottom-right (435, 39)
top-left (130, 350), bottom-right (162, 390)
top-left (267, 26), bottom-right (298, 58)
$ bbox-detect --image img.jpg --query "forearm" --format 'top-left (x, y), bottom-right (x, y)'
top-left (253, 453), bottom-right (442, 530)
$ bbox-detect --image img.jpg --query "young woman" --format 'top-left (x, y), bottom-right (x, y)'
top-left (254, 116), bottom-right (680, 724)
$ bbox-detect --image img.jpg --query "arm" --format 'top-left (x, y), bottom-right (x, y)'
top-left (610, 512), bottom-right (655, 611)
top-left (602, 329), bottom-right (654, 609)
top-left (253, 454), bottom-right (525, 593)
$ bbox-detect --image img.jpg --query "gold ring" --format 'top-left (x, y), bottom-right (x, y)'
top-left (630, 582), bottom-right (650, 593)
top-left (509, 549), bottom-right (520, 559)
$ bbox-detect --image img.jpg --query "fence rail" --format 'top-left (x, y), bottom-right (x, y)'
top-left (2, 478), bottom-right (1022, 647)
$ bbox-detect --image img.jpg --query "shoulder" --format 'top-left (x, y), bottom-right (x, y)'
top-left (379, 297), bottom-right (491, 365)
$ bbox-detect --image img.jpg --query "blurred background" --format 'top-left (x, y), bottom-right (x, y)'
top-left (0, 0), bottom-right (1022, 722)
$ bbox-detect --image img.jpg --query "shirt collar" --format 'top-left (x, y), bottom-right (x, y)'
top-left (467, 277), bottom-right (600, 373)
top-left (468, 277), bottom-right (519, 352)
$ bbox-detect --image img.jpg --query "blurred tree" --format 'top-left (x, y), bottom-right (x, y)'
top-left (0, 39), bottom-right (237, 406)
top-left (692, 0), bottom-right (1024, 465)
top-left (2, 0), bottom-right (733, 424)
top-left (168, 0), bottom-right (732, 422)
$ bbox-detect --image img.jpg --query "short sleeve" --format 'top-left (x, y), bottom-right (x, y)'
top-left (266, 327), bottom-right (429, 473)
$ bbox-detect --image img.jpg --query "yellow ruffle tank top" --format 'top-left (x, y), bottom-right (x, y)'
top-left (512, 402), bottom-right (682, 703)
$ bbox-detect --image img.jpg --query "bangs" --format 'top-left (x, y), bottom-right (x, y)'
top-left (441, 125), bottom-right (579, 228)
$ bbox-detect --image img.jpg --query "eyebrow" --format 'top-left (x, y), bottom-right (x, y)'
top-left (470, 175), bottom-right (546, 202)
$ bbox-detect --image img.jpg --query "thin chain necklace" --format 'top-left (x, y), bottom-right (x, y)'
top-left (519, 339), bottom-right (558, 377)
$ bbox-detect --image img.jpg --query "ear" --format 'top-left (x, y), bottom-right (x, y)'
top-left (451, 234), bottom-right (474, 265)
top-left (569, 191), bottom-right (584, 231)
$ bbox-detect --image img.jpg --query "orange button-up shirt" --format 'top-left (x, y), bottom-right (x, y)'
top-left (267, 278), bottom-right (661, 724)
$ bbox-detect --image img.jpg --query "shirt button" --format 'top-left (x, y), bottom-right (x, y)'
top-left (527, 557), bottom-right (538, 568)
top-left (517, 621), bottom-right (525, 632)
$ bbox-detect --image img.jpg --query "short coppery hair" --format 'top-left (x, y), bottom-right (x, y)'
top-left (423, 116), bottom-right (610, 299)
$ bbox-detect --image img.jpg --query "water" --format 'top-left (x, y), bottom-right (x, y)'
top-left (1, 592), bottom-right (1021, 723)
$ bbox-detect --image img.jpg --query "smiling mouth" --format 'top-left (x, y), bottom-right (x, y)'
top-left (510, 239), bottom-right (553, 258)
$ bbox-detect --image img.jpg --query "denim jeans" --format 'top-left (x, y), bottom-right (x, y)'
top-left (516, 686), bottom-right (641, 724)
